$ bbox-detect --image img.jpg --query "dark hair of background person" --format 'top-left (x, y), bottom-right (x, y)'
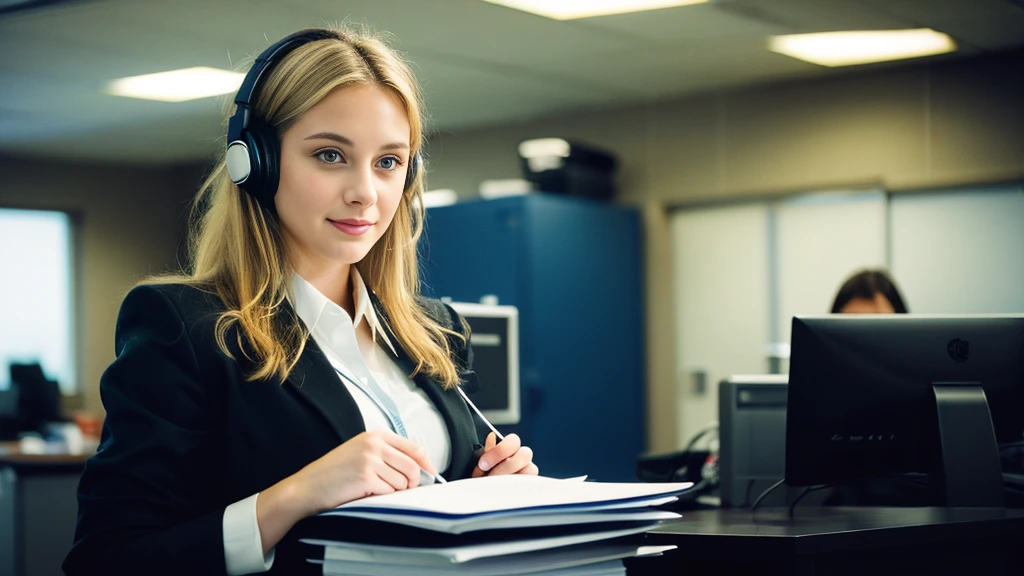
top-left (830, 269), bottom-right (909, 313)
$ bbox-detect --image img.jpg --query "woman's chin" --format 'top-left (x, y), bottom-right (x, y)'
top-left (324, 244), bottom-right (373, 266)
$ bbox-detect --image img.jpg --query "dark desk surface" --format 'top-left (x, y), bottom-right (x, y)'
top-left (650, 506), bottom-right (1024, 551)
top-left (628, 507), bottom-right (1024, 576)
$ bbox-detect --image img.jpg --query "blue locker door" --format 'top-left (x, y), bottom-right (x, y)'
top-left (522, 195), bottom-right (644, 481)
top-left (420, 200), bottom-right (523, 307)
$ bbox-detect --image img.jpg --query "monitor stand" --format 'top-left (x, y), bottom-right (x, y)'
top-left (932, 382), bottom-right (1005, 507)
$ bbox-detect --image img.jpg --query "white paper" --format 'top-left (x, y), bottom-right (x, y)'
top-left (314, 542), bottom-right (674, 576)
top-left (321, 559), bottom-right (626, 576)
top-left (324, 475), bottom-right (692, 519)
top-left (302, 524), bottom-right (656, 565)
top-left (328, 508), bottom-right (680, 534)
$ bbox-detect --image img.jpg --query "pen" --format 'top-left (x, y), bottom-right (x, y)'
top-left (456, 386), bottom-right (505, 442)
top-left (419, 469), bottom-right (447, 485)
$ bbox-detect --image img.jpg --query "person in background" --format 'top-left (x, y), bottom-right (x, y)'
top-left (64, 27), bottom-right (536, 576)
top-left (831, 269), bottom-right (909, 314)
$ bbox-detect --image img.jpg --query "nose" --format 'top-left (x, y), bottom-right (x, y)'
top-left (343, 163), bottom-right (377, 207)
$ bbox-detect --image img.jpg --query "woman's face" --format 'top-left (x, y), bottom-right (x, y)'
top-left (275, 83), bottom-right (412, 273)
top-left (840, 293), bottom-right (896, 314)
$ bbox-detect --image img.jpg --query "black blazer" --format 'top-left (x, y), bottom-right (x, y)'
top-left (63, 283), bottom-right (481, 575)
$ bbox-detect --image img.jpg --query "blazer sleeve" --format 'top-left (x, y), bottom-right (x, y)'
top-left (64, 285), bottom-right (228, 575)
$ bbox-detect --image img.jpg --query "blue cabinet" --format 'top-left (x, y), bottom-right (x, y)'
top-left (420, 195), bottom-right (644, 481)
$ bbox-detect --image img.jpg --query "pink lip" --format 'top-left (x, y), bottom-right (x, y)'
top-left (329, 218), bottom-right (373, 236)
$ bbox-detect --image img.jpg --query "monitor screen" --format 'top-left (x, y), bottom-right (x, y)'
top-left (786, 315), bottom-right (1024, 506)
top-left (448, 302), bottom-right (520, 425)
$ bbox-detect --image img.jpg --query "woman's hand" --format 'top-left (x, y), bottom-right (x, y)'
top-left (256, 430), bottom-right (435, 554)
top-left (471, 432), bottom-right (539, 478)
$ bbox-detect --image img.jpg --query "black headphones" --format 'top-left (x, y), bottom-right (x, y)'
top-left (226, 29), bottom-right (421, 212)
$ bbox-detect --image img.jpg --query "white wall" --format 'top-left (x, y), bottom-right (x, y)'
top-left (775, 191), bottom-right (887, 344)
top-left (891, 186), bottom-right (1024, 314)
top-left (671, 203), bottom-right (771, 444)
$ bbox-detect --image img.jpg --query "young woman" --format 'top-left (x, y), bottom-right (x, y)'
top-left (64, 27), bottom-right (537, 576)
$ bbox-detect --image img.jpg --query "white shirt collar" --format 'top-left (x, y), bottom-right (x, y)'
top-left (289, 267), bottom-right (397, 356)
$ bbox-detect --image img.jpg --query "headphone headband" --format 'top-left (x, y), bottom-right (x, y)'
top-left (233, 29), bottom-right (340, 110)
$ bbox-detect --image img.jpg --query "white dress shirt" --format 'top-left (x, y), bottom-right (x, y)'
top-left (223, 268), bottom-right (452, 575)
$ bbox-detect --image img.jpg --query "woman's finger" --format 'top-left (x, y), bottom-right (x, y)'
top-left (477, 433), bottom-right (521, 473)
top-left (487, 445), bottom-right (534, 476)
top-left (380, 444), bottom-right (423, 488)
top-left (379, 431), bottom-right (436, 475)
top-left (371, 459), bottom-right (409, 491)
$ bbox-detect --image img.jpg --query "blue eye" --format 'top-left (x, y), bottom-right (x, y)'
top-left (315, 150), bottom-right (343, 164)
top-left (377, 156), bottom-right (401, 171)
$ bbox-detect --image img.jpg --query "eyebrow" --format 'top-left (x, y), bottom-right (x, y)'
top-left (304, 132), bottom-right (410, 151)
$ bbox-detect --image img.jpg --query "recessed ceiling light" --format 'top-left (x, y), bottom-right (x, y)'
top-left (106, 67), bottom-right (245, 102)
top-left (480, 0), bottom-right (707, 20)
top-left (769, 29), bottom-right (956, 67)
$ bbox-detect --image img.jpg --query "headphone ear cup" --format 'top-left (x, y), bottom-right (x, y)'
top-left (405, 152), bottom-right (421, 192)
top-left (240, 117), bottom-right (280, 210)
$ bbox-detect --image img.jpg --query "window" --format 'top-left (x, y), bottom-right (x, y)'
top-left (0, 208), bottom-right (75, 394)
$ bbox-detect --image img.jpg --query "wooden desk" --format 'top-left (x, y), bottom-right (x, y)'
top-left (1, 441), bottom-right (92, 576)
top-left (625, 507), bottom-right (1024, 576)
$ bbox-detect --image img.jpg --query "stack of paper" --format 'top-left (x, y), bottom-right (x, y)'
top-left (298, 475), bottom-right (691, 576)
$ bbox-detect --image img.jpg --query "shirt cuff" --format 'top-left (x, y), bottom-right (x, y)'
top-left (224, 492), bottom-right (276, 575)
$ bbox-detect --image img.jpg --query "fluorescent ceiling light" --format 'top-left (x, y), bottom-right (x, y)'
top-left (769, 29), bottom-right (956, 67)
top-left (106, 67), bottom-right (245, 102)
top-left (480, 0), bottom-right (706, 20)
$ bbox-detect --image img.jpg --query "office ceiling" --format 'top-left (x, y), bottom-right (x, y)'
top-left (1, 0), bottom-right (1023, 163)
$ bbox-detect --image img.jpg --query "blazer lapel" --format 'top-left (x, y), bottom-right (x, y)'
top-left (369, 293), bottom-right (479, 478)
top-left (281, 303), bottom-right (367, 444)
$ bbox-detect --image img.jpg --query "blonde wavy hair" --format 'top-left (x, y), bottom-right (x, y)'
top-left (146, 27), bottom-right (464, 388)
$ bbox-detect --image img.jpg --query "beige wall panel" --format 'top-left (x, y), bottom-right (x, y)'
top-left (929, 53), bottom-right (1024, 185)
top-left (722, 68), bottom-right (930, 194)
top-left (636, 96), bottom-right (720, 203)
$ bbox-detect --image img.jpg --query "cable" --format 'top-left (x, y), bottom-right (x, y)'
top-left (745, 477), bottom-right (761, 504)
top-left (786, 472), bottom-right (930, 517)
top-left (788, 486), bottom-right (815, 517)
top-left (750, 478), bottom-right (786, 512)
top-left (681, 422), bottom-right (719, 455)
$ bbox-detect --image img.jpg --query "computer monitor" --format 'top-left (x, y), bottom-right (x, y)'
top-left (447, 302), bottom-right (520, 425)
top-left (719, 375), bottom-right (788, 507)
top-left (786, 315), bottom-right (1024, 507)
